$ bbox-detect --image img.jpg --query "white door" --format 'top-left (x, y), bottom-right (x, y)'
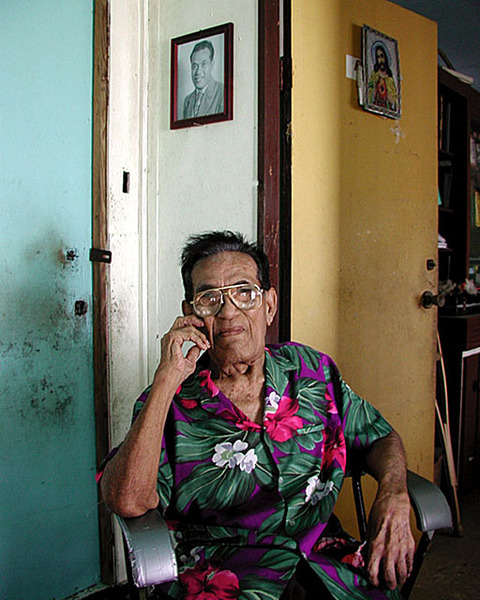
top-left (107, 0), bottom-right (260, 579)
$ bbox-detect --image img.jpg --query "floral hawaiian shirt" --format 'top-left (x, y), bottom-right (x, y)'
top-left (130, 342), bottom-right (401, 600)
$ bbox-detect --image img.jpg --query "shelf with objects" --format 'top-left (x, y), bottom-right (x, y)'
top-left (437, 66), bottom-right (480, 494)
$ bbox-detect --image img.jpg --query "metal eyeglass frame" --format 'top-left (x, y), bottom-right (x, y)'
top-left (190, 283), bottom-right (264, 317)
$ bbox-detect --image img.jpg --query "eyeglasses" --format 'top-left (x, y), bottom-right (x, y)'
top-left (190, 283), bottom-right (264, 317)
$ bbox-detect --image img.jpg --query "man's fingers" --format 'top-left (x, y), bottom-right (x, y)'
top-left (164, 319), bottom-right (210, 352)
top-left (368, 538), bottom-right (414, 590)
top-left (367, 553), bottom-right (381, 587)
top-left (368, 552), bottom-right (397, 590)
top-left (185, 344), bottom-right (202, 366)
top-left (172, 314), bottom-right (205, 330)
top-left (382, 560), bottom-right (398, 590)
top-left (395, 557), bottom-right (409, 588)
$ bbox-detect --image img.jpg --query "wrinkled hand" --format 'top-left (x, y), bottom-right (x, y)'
top-left (155, 315), bottom-right (210, 386)
top-left (366, 489), bottom-right (415, 590)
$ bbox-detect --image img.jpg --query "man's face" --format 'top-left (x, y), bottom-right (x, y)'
top-left (190, 48), bottom-right (214, 90)
top-left (376, 48), bottom-right (387, 72)
top-left (184, 252), bottom-right (277, 367)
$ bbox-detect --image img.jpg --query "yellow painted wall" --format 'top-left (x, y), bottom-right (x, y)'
top-left (291, 0), bottom-right (438, 530)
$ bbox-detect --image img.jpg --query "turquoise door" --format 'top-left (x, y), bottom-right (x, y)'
top-left (1, 2), bottom-right (100, 598)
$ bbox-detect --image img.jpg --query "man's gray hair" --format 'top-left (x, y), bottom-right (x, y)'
top-left (181, 230), bottom-right (271, 301)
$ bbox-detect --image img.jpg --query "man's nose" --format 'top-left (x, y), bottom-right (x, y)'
top-left (217, 293), bottom-right (238, 316)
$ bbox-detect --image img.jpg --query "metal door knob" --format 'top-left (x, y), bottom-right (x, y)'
top-left (421, 291), bottom-right (445, 309)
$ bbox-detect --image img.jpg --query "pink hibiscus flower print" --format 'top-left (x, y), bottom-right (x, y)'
top-left (218, 403), bottom-right (262, 432)
top-left (199, 370), bottom-right (220, 397)
top-left (313, 537), bottom-right (365, 570)
top-left (179, 398), bottom-right (198, 409)
top-left (321, 425), bottom-right (346, 471)
top-left (264, 395), bottom-right (303, 442)
top-left (180, 563), bottom-right (240, 600)
top-left (341, 542), bottom-right (366, 569)
top-left (325, 393), bottom-right (338, 415)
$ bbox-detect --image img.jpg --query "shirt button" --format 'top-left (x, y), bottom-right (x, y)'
top-left (278, 476), bottom-right (284, 485)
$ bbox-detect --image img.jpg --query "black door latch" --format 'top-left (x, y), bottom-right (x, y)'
top-left (89, 248), bottom-right (112, 264)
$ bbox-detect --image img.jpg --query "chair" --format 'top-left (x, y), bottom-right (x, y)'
top-left (117, 469), bottom-right (452, 600)
top-left (351, 469), bottom-right (452, 598)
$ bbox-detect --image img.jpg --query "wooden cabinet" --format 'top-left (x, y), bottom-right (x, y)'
top-left (438, 68), bottom-right (480, 286)
top-left (439, 316), bottom-right (480, 493)
top-left (438, 70), bottom-right (480, 493)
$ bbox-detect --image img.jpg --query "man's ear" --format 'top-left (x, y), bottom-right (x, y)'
top-left (182, 300), bottom-right (193, 316)
top-left (265, 287), bottom-right (278, 327)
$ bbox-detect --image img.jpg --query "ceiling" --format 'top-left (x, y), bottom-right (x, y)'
top-left (390, 0), bottom-right (480, 91)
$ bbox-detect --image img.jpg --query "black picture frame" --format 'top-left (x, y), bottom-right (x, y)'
top-left (170, 23), bottom-right (234, 129)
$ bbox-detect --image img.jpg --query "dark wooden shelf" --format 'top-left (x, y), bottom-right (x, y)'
top-left (438, 68), bottom-right (480, 494)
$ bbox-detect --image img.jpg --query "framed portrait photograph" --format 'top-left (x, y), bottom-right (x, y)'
top-left (362, 25), bottom-right (401, 119)
top-left (170, 22), bottom-right (234, 129)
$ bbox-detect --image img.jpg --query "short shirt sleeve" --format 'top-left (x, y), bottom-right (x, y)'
top-left (329, 365), bottom-right (393, 457)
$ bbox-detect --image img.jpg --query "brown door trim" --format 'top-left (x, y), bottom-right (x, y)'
top-left (258, 0), bottom-right (291, 343)
top-left (279, 0), bottom-right (292, 343)
top-left (258, 0), bottom-right (281, 343)
top-left (92, 0), bottom-right (114, 585)
top-left (92, 0), bottom-right (292, 581)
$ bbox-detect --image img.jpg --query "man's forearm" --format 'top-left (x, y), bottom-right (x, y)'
top-left (101, 314), bottom-right (209, 517)
top-left (363, 430), bottom-right (415, 590)
top-left (100, 371), bottom-right (178, 517)
top-left (365, 430), bottom-right (408, 493)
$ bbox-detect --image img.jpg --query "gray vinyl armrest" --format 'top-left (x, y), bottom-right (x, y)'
top-left (116, 509), bottom-right (178, 588)
top-left (407, 470), bottom-right (452, 533)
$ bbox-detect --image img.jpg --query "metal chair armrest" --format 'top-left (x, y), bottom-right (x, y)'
top-left (116, 509), bottom-right (178, 588)
top-left (401, 472), bottom-right (452, 598)
top-left (407, 470), bottom-right (452, 533)
top-left (116, 472), bottom-right (450, 594)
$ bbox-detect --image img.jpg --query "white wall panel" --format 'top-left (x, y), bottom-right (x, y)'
top-left (108, 0), bottom-right (258, 582)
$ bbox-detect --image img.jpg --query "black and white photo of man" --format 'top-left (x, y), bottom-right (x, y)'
top-left (183, 39), bottom-right (224, 119)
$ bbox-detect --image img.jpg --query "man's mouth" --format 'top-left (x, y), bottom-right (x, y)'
top-left (217, 326), bottom-right (244, 337)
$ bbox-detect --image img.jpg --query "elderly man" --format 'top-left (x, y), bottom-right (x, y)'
top-left (183, 40), bottom-right (224, 119)
top-left (101, 231), bottom-right (414, 600)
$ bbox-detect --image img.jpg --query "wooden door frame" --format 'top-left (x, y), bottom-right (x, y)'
top-left (258, 0), bottom-right (291, 343)
top-left (92, 0), bottom-right (114, 585)
top-left (92, 0), bottom-right (292, 583)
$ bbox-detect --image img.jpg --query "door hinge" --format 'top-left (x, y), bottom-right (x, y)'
top-left (89, 248), bottom-right (112, 264)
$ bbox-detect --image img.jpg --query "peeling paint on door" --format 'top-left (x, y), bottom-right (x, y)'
top-left (1, 3), bottom-right (100, 598)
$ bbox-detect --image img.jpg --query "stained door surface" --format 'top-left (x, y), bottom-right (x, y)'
top-left (290, 0), bottom-right (439, 501)
top-left (1, 3), bottom-right (100, 598)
